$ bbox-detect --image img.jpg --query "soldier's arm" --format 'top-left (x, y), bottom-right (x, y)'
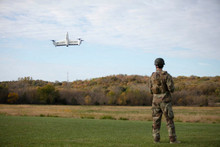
top-left (149, 76), bottom-right (153, 94)
top-left (166, 74), bottom-right (175, 93)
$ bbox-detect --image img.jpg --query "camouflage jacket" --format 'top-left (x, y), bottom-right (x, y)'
top-left (149, 70), bottom-right (174, 103)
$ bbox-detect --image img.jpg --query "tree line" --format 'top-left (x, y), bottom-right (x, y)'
top-left (0, 75), bottom-right (219, 106)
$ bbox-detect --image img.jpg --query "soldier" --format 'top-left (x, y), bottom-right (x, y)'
top-left (149, 58), bottom-right (180, 144)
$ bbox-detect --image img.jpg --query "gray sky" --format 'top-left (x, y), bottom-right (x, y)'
top-left (0, 0), bottom-right (220, 81)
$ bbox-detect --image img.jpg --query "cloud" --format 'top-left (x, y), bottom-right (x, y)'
top-left (0, 0), bottom-right (220, 59)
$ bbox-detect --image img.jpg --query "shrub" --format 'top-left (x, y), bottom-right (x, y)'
top-left (100, 115), bottom-right (116, 120)
top-left (81, 116), bottom-right (95, 119)
top-left (7, 92), bottom-right (19, 104)
top-left (37, 85), bottom-right (59, 104)
top-left (119, 117), bottom-right (129, 120)
top-left (0, 85), bottom-right (9, 103)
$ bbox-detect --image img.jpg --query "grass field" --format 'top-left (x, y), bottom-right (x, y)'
top-left (0, 115), bottom-right (220, 147)
top-left (0, 105), bottom-right (220, 123)
top-left (0, 105), bottom-right (220, 146)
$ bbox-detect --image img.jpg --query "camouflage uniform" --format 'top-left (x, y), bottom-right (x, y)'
top-left (149, 70), bottom-right (177, 142)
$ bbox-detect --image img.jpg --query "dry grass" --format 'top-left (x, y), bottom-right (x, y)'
top-left (0, 104), bottom-right (219, 123)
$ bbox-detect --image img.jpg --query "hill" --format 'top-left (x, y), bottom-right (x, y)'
top-left (0, 75), bottom-right (219, 106)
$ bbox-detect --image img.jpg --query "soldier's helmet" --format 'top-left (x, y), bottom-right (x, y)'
top-left (154, 58), bottom-right (165, 68)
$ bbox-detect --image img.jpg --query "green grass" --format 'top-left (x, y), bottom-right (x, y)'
top-left (0, 115), bottom-right (220, 147)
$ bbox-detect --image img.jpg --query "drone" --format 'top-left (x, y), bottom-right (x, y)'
top-left (51, 32), bottom-right (83, 47)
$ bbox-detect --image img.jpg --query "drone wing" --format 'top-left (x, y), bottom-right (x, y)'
top-left (55, 40), bottom-right (66, 46)
top-left (69, 40), bottom-right (79, 45)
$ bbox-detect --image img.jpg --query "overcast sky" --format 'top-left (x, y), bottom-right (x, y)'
top-left (0, 0), bottom-right (220, 82)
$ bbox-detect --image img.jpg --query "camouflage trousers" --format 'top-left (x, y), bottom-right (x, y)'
top-left (152, 101), bottom-right (177, 142)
